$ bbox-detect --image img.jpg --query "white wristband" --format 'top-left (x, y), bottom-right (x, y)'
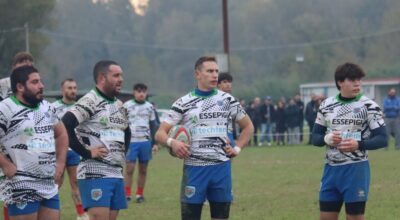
top-left (166, 138), bottom-right (174, 147)
top-left (233, 146), bottom-right (241, 154)
top-left (324, 133), bottom-right (334, 146)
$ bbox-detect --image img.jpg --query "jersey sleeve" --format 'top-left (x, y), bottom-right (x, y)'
top-left (0, 104), bottom-right (9, 138)
top-left (68, 94), bottom-right (96, 124)
top-left (164, 98), bottom-right (184, 126)
top-left (150, 104), bottom-right (156, 121)
top-left (314, 100), bottom-right (327, 127)
top-left (229, 96), bottom-right (246, 121)
top-left (367, 100), bottom-right (385, 130)
top-left (49, 103), bottom-right (60, 125)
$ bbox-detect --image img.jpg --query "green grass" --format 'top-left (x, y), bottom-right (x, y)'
top-left (4, 145), bottom-right (400, 219)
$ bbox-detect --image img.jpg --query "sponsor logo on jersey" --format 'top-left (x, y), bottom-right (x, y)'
top-left (217, 100), bottom-right (224, 106)
top-left (191, 126), bottom-right (227, 138)
top-left (189, 115), bottom-right (198, 124)
top-left (34, 125), bottom-right (52, 134)
top-left (91, 188), bottom-right (103, 201)
top-left (109, 117), bottom-right (126, 125)
top-left (353, 107), bottom-right (361, 114)
top-left (198, 144), bottom-right (219, 148)
top-left (199, 111), bottom-right (229, 120)
top-left (16, 202), bottom-right (27, 210)
top-left (100, 117), bottom-right (108, 126)
top-left (332, 118), bottom-right (363, 125)
top-left (185, 186), bottom-right (196, 198)
top-left (24, 127), bottom-right (34, 136)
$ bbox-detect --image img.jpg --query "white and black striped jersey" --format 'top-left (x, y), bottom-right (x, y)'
top-left (0, 96), bottom-right (59, 205)
top-left (0, 77), bottom-right (11, 101)
top-left (68, 89), bottom-right (129, 179)
top-left (315, 94), bottom-right (385, 165)
top-left (123, 100), bottom-right (155, 142)
top-left (165, 89), bottom-right (246, 166)
top-left (53, 99), bottom-right (75, 119)
top-left (53, 99), bottom-right (75, 151)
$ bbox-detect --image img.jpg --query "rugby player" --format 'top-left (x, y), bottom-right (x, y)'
top-left (217, 73), bottom-right (237, 146)
top-left (62, 60), bottom-right (130, 220)
top-left (0, 65), bottom-right (68, 220)
top-left (312, 63), bottom-right (387, 220)
top-left (123, 83), bottom-right (158, 203)
top-left (53, 79), bottom-right (88, 220)
top-left (155, 56), bottom-right (254, 220)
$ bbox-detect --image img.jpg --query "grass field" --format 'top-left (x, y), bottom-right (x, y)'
top-left (52, 144), bottom-right (400, 220)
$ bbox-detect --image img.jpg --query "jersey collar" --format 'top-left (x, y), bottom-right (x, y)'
top-left (59, 99), bottom-right (75, 106)
top-left (336, 93), bottom-right (362, 104)
top-left (94, 87), bottom-right (116, 103)
top-left (11, 95), bottom-right (40, 110)
top-left (192, 88), bottom-right (217, 98)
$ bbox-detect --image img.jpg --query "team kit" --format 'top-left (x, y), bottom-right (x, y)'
top-left (0, 53), bottom-right (388, 220)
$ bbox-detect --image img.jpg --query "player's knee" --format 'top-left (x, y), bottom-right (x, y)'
top-left (139, 169), bottom-right (147, 176)
top-left (320, 201), bottom-right (343, 212)
top-left (181, 202), bottom-right (203, 220)
top-left (209, 202), bottom-right (230, 219)
top-left (345, 201), bottom-right (366, 215)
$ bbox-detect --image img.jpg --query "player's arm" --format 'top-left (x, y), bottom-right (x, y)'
top-left (0, 108), bottom-right (16, 178)
top-left (54, 122), bottom-right (68, 187)
top-left (62, 112), bottom-right (108, 159)
top-left (224, 115), bottom-right (253, 157)
top-left (337, 126), bottom-right (387, 152)
top-left (149, 119), bottom-right (158, 152)
top-left (124, 126), bottom-right (131, 154)
top-left (155, 122), bottom-right (190, 159)
top-left (0, 154), bottom-right (16, 178)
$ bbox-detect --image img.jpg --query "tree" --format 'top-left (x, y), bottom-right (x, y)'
top-left (0, 0), bottom-right (55, 75)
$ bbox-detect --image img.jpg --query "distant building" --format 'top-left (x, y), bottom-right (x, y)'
top-left (300, 77), bottom-right (400, 106)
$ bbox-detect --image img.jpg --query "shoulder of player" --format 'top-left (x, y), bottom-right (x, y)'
top-left (318, 96), bottom-right (336, 109)
top-left (0, 97), bottom-right (14, 112)
top-left (359, 95), bottom-right (381, 107)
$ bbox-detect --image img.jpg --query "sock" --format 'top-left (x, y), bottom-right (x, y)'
top-left (136, 187), bottom-right (144, 197)
top-left (76, 204), bottom-right (85, 216)
top-left (125, 186), bottom-right (131, 197)
top-left (4, 206), bottom-right (9, 220)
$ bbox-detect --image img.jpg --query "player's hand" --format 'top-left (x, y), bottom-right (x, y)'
top-left (223, 138), bottom-right (239, 158)
top-left (224, 146), bottom-right (240, 158)
top-left (325, 131), bottom-right (342, 146)
top-left (337, 139), bottom-right (359, 152)
top-left (152, 144), bottom-right (159, 154)
top-left (90, 145), bottom-right (109, 158)
top-left (54, 164), bottom-right (65, 189)
top-left (2, 162), bottom-right (17, 179)
top-left (170, 139), bottom-right (190, 159)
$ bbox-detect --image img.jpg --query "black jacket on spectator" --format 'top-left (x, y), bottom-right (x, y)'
top-left (296, 100), bottom-right (304, 126)
top-left (260, 104), bottom-right (276, 124)
top-left (285, 104), bottom-right (300, 128)
top-left (275, 107), bottom-right (286, 133)
top-left (305, 100), bottom-right (317, 126)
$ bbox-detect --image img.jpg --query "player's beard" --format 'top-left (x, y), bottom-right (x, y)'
top-left (105, 79), bottom-right (121, 98)
top-left (66, 92), bottom-right (76, 101)
top-left (23, 88), bottom-right (43, 106)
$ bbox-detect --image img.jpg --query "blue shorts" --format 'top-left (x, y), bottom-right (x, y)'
top-left (320, 161), bottom-right (370, 203)
top-left (181, 161), bottom-right (232, 204)
top-left (66, 150), bottom-right (80, 167)
top-left (227, 132), bottom-right (236, 147)
top-left (78, 178), bottom-right (127, 210)
top-left (8, 194), bottom-right (60, 216)
top-left (126, 141), bottom-right (152, 163)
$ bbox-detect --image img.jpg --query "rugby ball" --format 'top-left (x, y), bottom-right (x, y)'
top-left (167, 125), bottom-right (191, 157)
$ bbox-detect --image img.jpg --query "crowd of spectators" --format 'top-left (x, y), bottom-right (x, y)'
top-left (239, 93), bottom-right (325, 146)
